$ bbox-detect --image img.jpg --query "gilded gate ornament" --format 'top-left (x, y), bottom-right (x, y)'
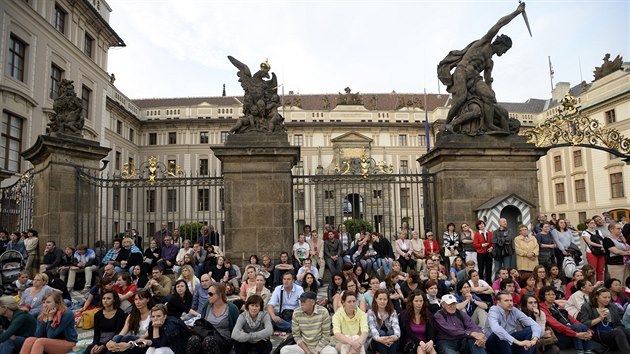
top-left (120, 156), bottom-right (185, 185)
top-left (526, 93), bottom-right (630, 158)
top-left (335, 150), bottom-right (393, 178)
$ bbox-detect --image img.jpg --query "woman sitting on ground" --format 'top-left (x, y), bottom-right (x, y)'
top-left (519, 294), bottom-right (560, 354)
top-left (399, 289), bottom-right (436, 354)
top-left (114, 272), bottom-right (138, 313)
top-left (186, 283), bottom-right (239, 354)
top-left (423, 280), bottom-right (441, 314)
top-left (134, 304), bottom-right (191, 354)
top-left (166, 280), bottom-right (199, 319)
top-left (361, 276), bottom-right (381, 312)
top-left (455, 280), bottom-right (488, 328)
top-left (332, 291), bottom-right (369, 354)
top-left (301, 272), bottom-right (319, 294)
top-left (578, 286), bottom-right (630, 353)
top-left (564, 270), bottom-right (583, 299)
top-left (106, 288), bottom-right (155, 354)
top-left (177, 265), bottom-right (200, 295)
top-left (246, 274), bottom-right (272, 307)
top-left (18, 273), bottom-right (54, 317)
top-left (19, 292), bottom-right (77, 354)
top-left (84, 290), bottom-right (126, 354)
top-left (367, 289), bottom-right (401, 354)
top-left (381, 271), bottom-right (405, 312)
top-left (564, 279), bottom-right (594, 319)
top-left (231, 295), bottom-right (273, 354)
top-left (466, 269), bottom-right (494, 306)
top-left (131, 265), bottom-right (149, 289)
top-left (605, 278), bottom-right (630, 315)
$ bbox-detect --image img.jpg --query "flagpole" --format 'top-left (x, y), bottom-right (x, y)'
top-left (548, 56), bottom-right (554, 91)
top-left (423, 88), bottom-right (431, 152)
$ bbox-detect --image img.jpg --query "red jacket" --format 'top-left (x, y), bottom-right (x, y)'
top-left (424, 239), bottom-right (440, 255)
top-left (473, 231), bottom-right (493, 254)
top-left (539, 302), bottom-right (583, 337)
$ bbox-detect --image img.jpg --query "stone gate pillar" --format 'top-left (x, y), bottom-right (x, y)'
top-left (211, 133), bottom-right (300, 265)
top-left (22, 134), bottom-right (110, 253)
top-left (418, 134), bottom-right (546, 236)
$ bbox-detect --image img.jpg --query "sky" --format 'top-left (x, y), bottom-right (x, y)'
top-left (107, 0), bottom-right (629, 103)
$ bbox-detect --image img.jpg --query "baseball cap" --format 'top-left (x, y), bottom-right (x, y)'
top-left (440, 294), bottom-right (457, 306)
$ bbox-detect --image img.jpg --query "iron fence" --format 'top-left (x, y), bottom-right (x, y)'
top-left (291, 168), bottom-right (436, 244)
top-left (76, 160), bottom-right (224, 251)
top-left (0, 170), bottom-right (34, 232)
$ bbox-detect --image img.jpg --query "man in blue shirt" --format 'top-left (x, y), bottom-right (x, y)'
top-left (484, 292), bottom-right (542, 354)
top-left (267, 271), bottom-right (303, 332)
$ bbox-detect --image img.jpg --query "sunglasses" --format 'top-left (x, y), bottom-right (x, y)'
top-left (208, 292), bottom-right (214, 297)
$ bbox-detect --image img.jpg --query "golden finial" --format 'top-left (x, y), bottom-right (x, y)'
top-left (260, 58), bottom-right (271, 72)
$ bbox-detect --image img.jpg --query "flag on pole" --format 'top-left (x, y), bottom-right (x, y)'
top-left (423, 89), bottom-right (430, 152)
top-left (548, 56), bottom-right (554, 80)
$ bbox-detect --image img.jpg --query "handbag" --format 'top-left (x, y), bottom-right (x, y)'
top-left (191, 318), bottom-right (216, 338)
top-left (538, 327), bottom-right (558, 349)
top-left (586, 231), bottom-right (605, 256)
top-left (444, 248), bottom-right (452, 257)
top-left (80, 307), bottom-right (100, 330)
top-left (403, 341), bottom-right (418, 353)
top-left (278, 289), bottom-right (294, 322)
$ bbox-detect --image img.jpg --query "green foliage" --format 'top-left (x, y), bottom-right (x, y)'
top-left (576, 223), bottom-right (587, 231)
top-left (343, 219), bottom-right (373, 236)
top-left (179, 222), bottom-right (205, 240)
top-left (114, 232), bottom-right (125, 239)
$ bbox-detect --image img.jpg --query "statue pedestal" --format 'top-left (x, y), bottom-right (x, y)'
top-left (22, 134), bottom-right (110, 252)
top-left (418, 134), bottom-right (546, 236)
top-left (211, 133), bottom-right (300, 264)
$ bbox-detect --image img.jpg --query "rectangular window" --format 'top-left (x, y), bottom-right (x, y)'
top-left (199, 131), bottom-right (209, 144)
top-left (146, 223), bottom-right (156, 238)
top-left (129, 128), bottom-right (135, 143)
top-left (116, 120), bottom-right (122, 134)
top-left (115, 151), bottom-right (121, 170)
top-left (112, 187), bottom-right (121, 211)
top-left (54, 4), bottom-right (66, 34)
top-left (399, 134), bottom-right (407, 146)
top-left (325, 216), bottom-right (335, 226)
top-left (293, 134), bottom-right (304, 146)
top-left (373, 215), bottom-right (383, 233)
top-left (575, 179), bottom-right (586, 203)
top-left (400, 187), bottom-right (410, 209)
top-left (146, 190), bottom-right (156, 212)
top-left (166, 189), bottom-right (177, 212)
top-left (373, 189), bottom-right (382, 199)
top-left (126, 188), bottom-right (133, 212)
top-left (49, 64), bottom-right (63, 99)
top-left (167, 159), bottom-right (176, 173)
top-left (324, 190), bottom-right (334, 199)
top-left (553, 155), bottom-right (562, 172)
top-left (199, 159), bottom-right (209, 176)
top-left (7, 34), bottom-right (27, 82)
top-left (221, 131), bottom-right (229, 144)
top-left (578, 212), bottom-right (587, 223)
top-left (198, 189), bottom-right (210, 211)
top-left (400, 160), bottom-right (409, 173)
top-left (611, 173), bottom-right (625, 198)
top-left (84, 33), bottom-right (94, 58)
top-left (418, 134), bottom-right (426, 147)
top-left (555, 182), bottom-right (566, 204)
top-left (1, 112), bottom-right (24, 172)
top-left (168, 132), bottom-right (177, 144)
top-left (81, 85), bottom-right (91, 120)
top-left (148, 133), bottom-right (157, 145)
top-left (605, 109), bottom-right (616, 124)
top-left (573, 150), bottom-right (582, 168)
top-left (295, 189), bottom-right (305, 210)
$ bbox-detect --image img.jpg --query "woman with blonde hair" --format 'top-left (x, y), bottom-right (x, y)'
top-left (19, 292), bottom-right (77, 354)
top-left (0, 295), bottom-right (36, 354)
top-left (18, 273), bottom-right (54, 317)
top-left (177, 264), bottom-right (200, 294)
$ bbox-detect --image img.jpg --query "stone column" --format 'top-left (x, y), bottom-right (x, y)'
top-left (22, 134), bottom-right (110, 252)
top-left (211, 133), bottom-right (300, 265)
top-left (418, 134), bottom-right (547, 237)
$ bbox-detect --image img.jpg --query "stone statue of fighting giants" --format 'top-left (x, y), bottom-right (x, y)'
top-left (438, 3), bottom-right (529, 136)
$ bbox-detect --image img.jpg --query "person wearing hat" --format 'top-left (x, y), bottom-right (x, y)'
top-left (484, 291), bottom-right (541, 354)
top-left (280, 291), bottom-right (336, 354)
top-left (433, 294), bottom-right (487, 354)
top-left (0, 295), bottom-right (37, 354)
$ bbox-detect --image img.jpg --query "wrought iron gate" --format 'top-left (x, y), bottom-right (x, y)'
top-left (0, 170), bottom-right (34, 232)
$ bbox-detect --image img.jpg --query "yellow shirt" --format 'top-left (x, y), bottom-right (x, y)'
top-left (332, 307), bottom-right (369, 336)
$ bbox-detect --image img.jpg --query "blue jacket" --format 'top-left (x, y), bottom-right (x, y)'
top-left (34, 309), bottom-right (78, 342)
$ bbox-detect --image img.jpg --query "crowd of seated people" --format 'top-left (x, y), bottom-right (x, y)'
top-left (2, 214), bottom-right (630, 354)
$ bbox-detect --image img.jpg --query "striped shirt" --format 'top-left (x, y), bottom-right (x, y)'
top-left (292, 305), bottom-right (332, 351)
